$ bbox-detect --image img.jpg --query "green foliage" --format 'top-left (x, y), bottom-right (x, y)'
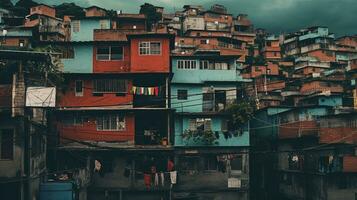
top-left (54, 3), bottom-right (85, 19)
top-left (28, 46), bottom-right (64, 87)
top-left (139, 3), bottom-right (162, 31)
top-left (0, 0), bottom-right (13, 10)
top-left (12, 0), bottom-right (38, 17)
top-left (182, 129), bottom-right (218, 145)
top-left (224, 101), bottom-right (255, 129)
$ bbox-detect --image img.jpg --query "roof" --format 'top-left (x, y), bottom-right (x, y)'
top-left (85, 5), bottom-right (107, 11)
top-left (117, 13), bottom-right (146, 19)
top-left (0, 49), bottom-right (59, 60)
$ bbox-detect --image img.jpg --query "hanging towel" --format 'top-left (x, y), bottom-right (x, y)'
top-left (136, 87), bottom-right (140, 95)
top-left (154, 173), bottom-right (159, 186)
top-left (160, 172), bottom-right (165, 187)
top-left (170, 171), bottom-right (177, 184)
top-left (140, 87), bottom-right (144, 95)
top-left (154, 87), bottom-right (159, 96)
top-left (144, 174), bottom-right (151, 189)
top-left (132, 86), bottom-right (136, 94)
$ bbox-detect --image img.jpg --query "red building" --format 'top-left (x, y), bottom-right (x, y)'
top-left (57, 31), bottom-right (174, 145)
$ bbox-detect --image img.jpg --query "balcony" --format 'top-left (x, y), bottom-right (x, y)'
top-left (0, 85), bottom-right (12, 109)
top-left (39, 25), bottom-right (65, 35)
top-left (278, 121), bottom-right (318, 139)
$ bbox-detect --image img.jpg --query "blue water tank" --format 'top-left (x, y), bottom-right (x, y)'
top-left (40, 182), bottom-right (74, 200)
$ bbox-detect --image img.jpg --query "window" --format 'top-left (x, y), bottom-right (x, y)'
top-left (139, 41), bottom-right (161, 55)
top-left (75, 80), bottom-right (83, 97)
top-left (231, 155), bottom-right (243, 171)
top-left (19, 39), bottom-right (25, 47)
top-left (63, 114), bottom-right (84, 126)
top-left (99, 20), bottom-right (108, 29)
top-left (0, 129), bottom-right (14, 160)
top-left (96, 46), bottom-right (123, 61)
top-left (177, 60), bottom-right (196, 69)
top-left (189, 118), bottom-right (212, 131)
top-left (177, 89), bottom-right (188, 100)
top-left (96, 115), bottom-right (125, 131)
top-left (199, 60), bottom-right (209, 69)
top-left (200, 39), bottom-right (209, 44)
top-left (93, 79), bottom-right (127, 94)
top-left (204, 156), bottom-right (218, 171)
top-left (59, 46), bottom-right (74, 59)
top-left (72, 20), bottom-right (80, 33)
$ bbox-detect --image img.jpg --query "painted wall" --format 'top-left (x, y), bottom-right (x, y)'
top-left (71, 19), bottom-right (110, 41)
top-left (62, 44), bottom-right (93, 73)
top-left (171, 84), bottom-right (237, 113)
top-left (171, 57), bottom-right (242, 84)
top-left (93, 45), bottom-right (131, 73)
top-left (130, 37), bottom-right (170, 73)
top-left (58, 113), bottom-right (135, 142)
top-left (59, 79), bottom-right (133, 108)
top-left (174, 115), bottom-right (249, 147)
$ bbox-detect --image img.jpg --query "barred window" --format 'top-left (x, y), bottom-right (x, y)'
top-left (177, 89), bottom-right (188, 100)
top-left (96, 115), bottom-right (125, 131)
top-left (177, 60), bottom-right (196, 69)
top-left (139, 41), bottom-right (161, 55)
top-left (199, 60), bottom-right (209, 69)
top-left (72, 20), bottom-right (80, 33)
top-left (93, 79), bottom-right (127, 93)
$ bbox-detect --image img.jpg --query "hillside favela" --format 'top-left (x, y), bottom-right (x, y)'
top-left (0, 0), bottom-right (357, 200)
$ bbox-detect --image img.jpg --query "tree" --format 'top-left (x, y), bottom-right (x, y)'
top-left (12, 0), bottom-right (38, 17)
top-left (0, 0), bottom-right (13, 10)
top-left (55, 3), bottom-right (85, 19)
top-left (139, 3), bottom-right (162, 31)
top-left (225, 101), bottom-right (255, 130)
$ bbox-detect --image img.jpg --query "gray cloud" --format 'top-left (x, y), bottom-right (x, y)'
top-left (16, 0), bottom-right (357, 36)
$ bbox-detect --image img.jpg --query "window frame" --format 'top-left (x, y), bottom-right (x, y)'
top-left (92, 79), bottom-right (127, 94)
top-left (177, 89), bottom-right (188, 100)
top-left (177, 60), bottom-right (197, 70)
top-left (96, 46), bottom-right (124, 61)
top-left (75, 80), bottom-right (83, 97)
top-left (72, 20), bottom-right (80, 33)
top-left (139, 41), bottom-right (162, 56)
top-left (96, 115), bottom-right (126, 131)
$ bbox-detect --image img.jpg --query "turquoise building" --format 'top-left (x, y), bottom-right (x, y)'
top-left (171, 53), bottom-right (250, 147)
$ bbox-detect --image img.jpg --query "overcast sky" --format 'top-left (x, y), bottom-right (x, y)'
top-left (22, 0), bottom-right (357, 36)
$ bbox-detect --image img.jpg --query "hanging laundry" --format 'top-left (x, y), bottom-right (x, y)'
top-left (144, 174), bottom-right (151, 190)
top-left (154, 173), bottom-right (159, 187)
top-left (167, 159), bottom-right (174, 171)
top-left (160, 172), bottom-right (165, 187)
top-left (170, 171), bottom-right (177, 184)
top-left (154, 87), bottom-right (159, 96)
top-left (94, 160), bottom-right (102, 172)
top-left (131, 86), bottom-right (136, 94)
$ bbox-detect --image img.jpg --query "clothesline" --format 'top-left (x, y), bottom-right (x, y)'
top-left (131, 86), bottom-right (162, 96)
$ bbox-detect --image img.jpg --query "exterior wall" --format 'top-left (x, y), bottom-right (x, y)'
top-left (62, 44), bottom-right (93, 73)
top-left (171, 57), bottom-right (240, 83)
top-left (307, 50), bottom-right (336, 62)
top-left (183, 16), bottom-right (205, 32)
top-left (58, 79), bottom-right (133, 107)
top-left (71, 19), bottom-right (110, 41)
top-left (130, 37), bottom-right (170, 73)
top-left (174, 115), bottom-right (249, 147)
top-left (58, 113), bottom-right (135, 142)
top-left (0, 37), bottom-right (30, 48)
top-left (30, 5), bottom-right (56, 18)
top-left (300, 81), bottom-right (344, 94)
top-left (85, 8), bottom-right (107, 17)
top-left (93, 45), bottom-right (131, 73)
